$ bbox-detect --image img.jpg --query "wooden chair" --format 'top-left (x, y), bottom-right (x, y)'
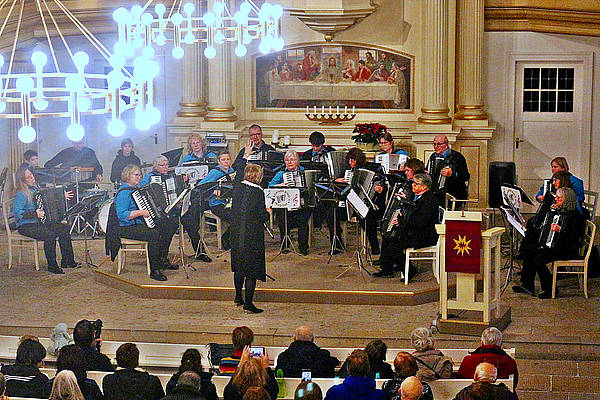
top-left (2, 198), bottom-right (41, 270)
top-left (117, 238), bottom-right (151, 276)
top-left (404, 241), bottom-right (439, 285)
top-left (583, 190), bottom-right (598, 218)
top-left (551, 220), bottom-right (596, 298)
top-left (200, 210), bottom-right (223, 249)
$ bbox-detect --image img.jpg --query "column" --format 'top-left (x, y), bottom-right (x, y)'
top-left (177, 0), bottom-right (207, 117)
top-left (418, 0), bottom-right (451, 124)
top-left (204, 0), bottom-right (237, 122)
top-left (455, 0), bottom-right (487, 121)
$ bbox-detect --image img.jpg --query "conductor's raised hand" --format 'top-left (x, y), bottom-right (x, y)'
top-left (374, 184), bottom-right (383, 193)
top-left (243, 141), bottom-right (254, 158)
top-left (65, 191), bottom-right (74, 201)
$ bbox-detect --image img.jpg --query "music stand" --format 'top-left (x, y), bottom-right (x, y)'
top-left (162, 147), bottom-right (184, 168)
top-left (67, 193), bottom-right (105, 267)
top-left (315, 180), bottom-right (347, 263)
top-left (499, 184), bottom-right (528, 293)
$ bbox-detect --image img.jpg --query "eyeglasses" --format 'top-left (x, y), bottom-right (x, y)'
top-left (157, 163), bottom-right (169, 167)
top-left (433, 142), bottom-right (448, 147)
top-left (412, 181), bottom-right (423, 186)
top-left (249, 132), bottom-right (262, 137)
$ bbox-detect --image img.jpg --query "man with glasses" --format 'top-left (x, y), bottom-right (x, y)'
top-left (232, 124), bottom-right (275, 183)
top-left (426, 135), bottom-right (470, 208)
top-left (373, 174), bottom-right (438, 280)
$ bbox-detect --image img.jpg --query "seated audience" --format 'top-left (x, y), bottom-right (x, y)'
top-left (74, 319), bottom-right (115, 372)
top-left (0, 338), bottom-right (50, 398)
top-left (166, 348), bottom-right (218, 400)
top-left (382, 352), bottom-right (433, 400)
top-left (49, 370), bottom-right (85, 400)
top-left (276, 326), bottom-right (339, 378)
top-left (0, 372), bottom-right (5, 400)
top-left (452, 362), bottom-right (517, 400)
top-left (243, 387), bottom-right (271, 400)
top-left (338, 340), bottom-right (393, 379)
top-left (294, 381), bottom-right (323, 400)
top-left (457, 327), bottom-right (518, 388)
top-left (102, 343), bottom-right (164, 400)
top-left (220, 326), bottom-right (255, 376)
top-left (400, 377), bottom-right (423, 400)
top-left (161, 371), bottom-right (204, 400)
top-left (410, 328), bottom-right (453, 381)
top-left (223, 357), bottom-right (278, 400)
top-left (46, 344), bottom-right (103, 400)
top-left (324, 349), bottom-right (384, 400)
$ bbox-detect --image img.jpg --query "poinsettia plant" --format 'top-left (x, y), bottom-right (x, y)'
top-left (351, 123), bottom-right (388, 145)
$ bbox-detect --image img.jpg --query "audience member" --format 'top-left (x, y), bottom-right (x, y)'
top-left (74, 320), bottom-right (115, 372)
top-left (0, 372), bottom-right (7, 400)
top-left (338, 339), bottom-right (393, 379)
top-left (294, 381), bottom-right (323, 400)
top-left (161, 371), bottom-right (205, 400)
top-left (223, 357), bottom-right (278, 400)
top-left (410, 328), bottom-right (453, 382)
top-left (18, 335), bottom-right (40, 344)
top-left (452, 363), bottom-right (517, 400)
top-left (166, 348), bottom-right (218, 400)
top-left (324, 349), bottom-right (384, 400)
top-left (243, 386), bottom-right (270, 400)
top-left (276, 326), bottom-right (339, 378)
top-left (45, 344), bottom-right (103, 400)
top-left (382, 352), bottom-right (433, 400)
top-left (457, 327), bottom-right (518, 388)
top-left (220, 326), bottom-right (255, 376)
top-left (0, 338), bottom-right (50, 398)
top-left (49, 370), bottom-right (85, 400)
top-left (102, 343), bottom-right (164, 400)
top-left (400, 377), bottom-right (423, 400)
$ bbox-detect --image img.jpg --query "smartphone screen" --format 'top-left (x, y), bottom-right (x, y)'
top-left (301, 369), bottom-right (312, 382)
top-left (249, 346), bottom-right (265, 357)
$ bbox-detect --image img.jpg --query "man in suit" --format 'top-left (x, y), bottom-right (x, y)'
top-left (374, 173), bottom-right (439, 280)
top-left (426, 135), bottom-right (470, 207)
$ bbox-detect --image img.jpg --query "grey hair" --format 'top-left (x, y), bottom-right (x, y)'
top-left (474, 362), bottom-right (497, 383)
top-left (413, 173), bottom-right (432, 190)
top-left (410, 327), bottom-right (434, 352)
top-left (294, 326), bottom-right (314, 342)
top-left (178, 371), bottom-right (201, 389)
top-left (481, 327), bottom-right (503, 346)
top-left (556, 187), bottom-right (577, 212)
top-left (153, 155), bottom-right (169, 168)
top-left (285, 149), bottom-right (299, 161)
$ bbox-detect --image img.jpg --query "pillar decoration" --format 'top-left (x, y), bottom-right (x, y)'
top-left (455, 0), bottom-right (487, 121)
top-left (418, 0), bottom-right (451, 125)
top-left (177, 0), bottom-right (207, 117)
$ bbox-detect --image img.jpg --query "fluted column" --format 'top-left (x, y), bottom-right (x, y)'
top-left (418, 0), bottom-right (451, 124)
top-left (455, 0), bottom-right (487, 121)
top-left (204, 0), bottom-right (237, 122)
top-left (177, 0), bottom-right (207, 117)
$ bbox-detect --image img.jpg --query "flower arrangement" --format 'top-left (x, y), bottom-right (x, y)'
top-left (351, 123), bottom-right (388, 145)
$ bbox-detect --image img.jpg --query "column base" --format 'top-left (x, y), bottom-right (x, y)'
top-left (418, 107), bottom-right (452, 125)
top-left (454, 104), bottom-right (488, 123)
top-left (177, 101), bottom-right (207, 118)
top-left (204, 105), bottom-right (237, 122)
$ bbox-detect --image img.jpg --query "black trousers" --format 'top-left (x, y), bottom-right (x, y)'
top-left (18, 222), bottom-right (75, 268)
top-left (234, 272), bottom-right (257, 306)
top-left (520, 245), bottom-right (554, 292)
top-left (379, 237), bottom-right (409, 275)
top-left (365, 208), bottom-right (384, 253)
top-left (119, 223), bottom-right (173, 271)
top-left (210, 204), bottom-right (232, 247)
top-left (181, 200), bottom-right (201, 253)
top-left (276, 208), bottom-right (310, 252)
top-left (315, 202), bottom-right (344, 244)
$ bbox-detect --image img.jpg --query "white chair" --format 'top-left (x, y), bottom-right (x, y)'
top-left (404, 240), bottom-right (439, 285)
top-left (117, 239), bottom-right (151, 276)
top-left (583, 190), bottom-right (598, 218)
top-left (200, 210), bottom-right (223, 249)
top-left (2, 198), bottom-right (41, 270)
top-left (550, 220), bottom-right (596, 299)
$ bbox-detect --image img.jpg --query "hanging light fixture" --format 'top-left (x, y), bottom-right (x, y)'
top-left (0, 0), bottom-right (158, 143)
top-left (113, 0), bottom-right (284, 61)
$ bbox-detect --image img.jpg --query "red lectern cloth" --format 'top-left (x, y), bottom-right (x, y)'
top-left (445, 219), bottom-right (482, 273)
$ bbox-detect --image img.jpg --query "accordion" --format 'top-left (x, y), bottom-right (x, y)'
top-left (325, 151), bottom-right (349, 179)
top-left (150, 174), bottom-right (187, 207)
top-left (428, 154), bottom-right (448, 190)
top-left (282, 170), bottom-right (318, 208)
top-left (132, 183), bottom-right (169, 228)
top-left (537, 208), bottom-right (565, 249)
top-left (381, 183), bottom-right (415, 240)
top-left (283, 170), bottom-right (306, 187)
top-left (34, 186), bottom-right (68, 224)
top-left (375, 153), bottom-right (408, 174)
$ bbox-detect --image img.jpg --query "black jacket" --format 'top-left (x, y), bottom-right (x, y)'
top-left (161, 384), bottom-right (207, 400)
top-left (102, 368), bottom-right (165, 400)
top-left (81, 346), bottom-right (115, 372)
top-left (47, 376), bottom-right (104, 400)
top-left (45, 146), bottom-right (103, 176)
top-left (453, 382), bottom-right (517, 400)
top-left (1, 363), bottom-right (50, 399)
top-left (300, 146), bottom-right (335, 162)
top-left (381, 377), bottom-right (433, 400)
top-left (337, 359), bottom-right (394, 380)
top-left (166, 371), bottom-right (218, 400)
top-left (427, 149), bottom-right (470, 202)
top-left (223, 368), bottom-right (278, 400)
top-left (404, 189), bottom-right (439, 249)
top-left (110, 150), bottom-right (142, 183)
top-left (275, 340), bottom-right (339, 378)
top-left (232, 142), bottom-right (275, 184)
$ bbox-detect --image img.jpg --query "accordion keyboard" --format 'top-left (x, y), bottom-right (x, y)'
top-left (132, 191), bottom-right (157, 228)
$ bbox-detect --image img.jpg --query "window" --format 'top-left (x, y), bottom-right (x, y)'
top-left (522, 67), bottom-right (574, 112)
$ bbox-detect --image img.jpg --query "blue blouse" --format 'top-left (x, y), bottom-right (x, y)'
top-left (198, 167), bottom-right (235, 208)
top-left (180, 152), bottom-right (217, 165)
top-left (13, 188), bottom-right (39, 227)
top-left (268, 166), bottom-right (305, 187)
top-left (114, 183), bottom-right (143, 226)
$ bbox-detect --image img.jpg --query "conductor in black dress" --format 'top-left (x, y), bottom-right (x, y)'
top-left (231, 164), bottom-right (271, 314)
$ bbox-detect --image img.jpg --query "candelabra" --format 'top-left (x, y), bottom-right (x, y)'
top-left (305, 106), bottom-right (356, 125)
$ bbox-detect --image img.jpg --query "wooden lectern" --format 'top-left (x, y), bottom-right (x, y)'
top-left (436, 211), bottom-right (510, 335)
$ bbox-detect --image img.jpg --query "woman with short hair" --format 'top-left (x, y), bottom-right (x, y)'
top-left (410, 328), bottom-right (453, 382)
top-left (381, 352), bottom-right (433, 400)
top-left (180, 134), bottom-right (216, 164)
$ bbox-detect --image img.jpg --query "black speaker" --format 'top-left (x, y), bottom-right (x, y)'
top-left (489, 161), bottom-right (516, 208)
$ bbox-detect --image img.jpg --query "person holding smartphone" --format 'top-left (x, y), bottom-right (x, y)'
top-left (223, 347), bottom-right (278, 400)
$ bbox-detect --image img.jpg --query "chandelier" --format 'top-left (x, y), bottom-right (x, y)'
top-left (112, 0), bottom-right (285, 60)
top-left (0, 0), bottom-right (158, 143)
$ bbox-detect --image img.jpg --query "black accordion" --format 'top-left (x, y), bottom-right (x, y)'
top-left (132, 183), bottom-right (169, 228)
top-left (428, 153), bottom-right (449, 191)
top-left (282, 170), bottom-right (318, 207)
top-left (380, 183), bottom-right (415, 240)
top-left (34, 187), bottom-right (68, 224)
top-left (537, 208), bottom-right (566, 249)
top-left (149, 174), bottom-right (187, 208)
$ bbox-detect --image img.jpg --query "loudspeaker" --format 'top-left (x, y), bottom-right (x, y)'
top-left (489, 162), bottom-right (516, 208)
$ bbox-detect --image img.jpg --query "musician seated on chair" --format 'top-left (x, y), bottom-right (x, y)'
top-left (232, 124), bottom-right (275, 181)
top-left (374, 174), bottom-right (439, 279)
top-left (114, 164), bottom-right (179, 282)
top-left (44, 139), bottom-right (103, 184)
top-left (301, 131), bottom-right (335, 163)
top-left (13, 168), bottom-right (77, 274)
top-left (268, 150), bottom-right (310, 256)
top-left (535, 156), bottom-right (585, 208)
top-left (197, 150), bottom-right (235, 251)
top-left (180, 134), bottom-right (217, 165)
top-left (426, 135), bottom-right (470, 208)
top-left (513, 187), bottom-right (585, 299)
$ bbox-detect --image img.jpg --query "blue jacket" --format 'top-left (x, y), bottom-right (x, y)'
top-left (268, 166), bottom-right (305, 187)
top-left (180, 152), bottom-right (216, 165)
top-left (324, 376), bottom-right (385, 400)
top-left (114, 183), bottom-right (143, 226)
top-left (13, 188), bottom-right (40, 227)
top-left (198, 167), bottom-right (235, 208)
top-left (536, 174), bottom-right (585, 205)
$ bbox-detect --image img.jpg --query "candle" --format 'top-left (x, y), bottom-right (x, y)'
top-left (306, 106), bottom-right (309, 114)
top-left (352, 106), bottom-right (355, 114)
top-left (336, 106), bottom-right (340, 114)
top-left (344, 106), bottom-right (348, 114)
top-left (284, 135), bottom-right (291, 146)
top-left (313, 106), bottom-right (316, 114)
top-left (272, 129), bottom-right (280, 144)
top-left (329, 106), bottom-right (332, 114)
top-left (321, 106), bottom-right (324, 114)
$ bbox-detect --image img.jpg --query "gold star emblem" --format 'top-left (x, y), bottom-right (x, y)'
top-left (453, 235), bottom-right (472, 256)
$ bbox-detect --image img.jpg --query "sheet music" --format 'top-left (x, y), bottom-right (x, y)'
top-left (501, 186), bottom-right (523, 210)
top-left (181, 189), bottom-right (192, 216)
top-left (165, 187), bottom-right (191, 214)
top-left (264, 188), bottom-right (301, 210)
top-left (347, 189), bottom-right (369, 219)
top-left (502, 207), bottom-right (526, 237)
top-left (375, 153), bottom-right (408, 174)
